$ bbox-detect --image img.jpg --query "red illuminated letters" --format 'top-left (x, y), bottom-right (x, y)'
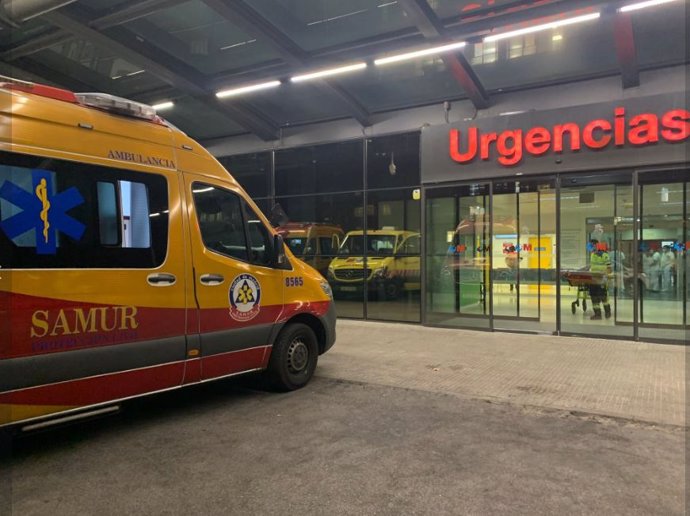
top-left (449, 107), bottom-right (690, 167)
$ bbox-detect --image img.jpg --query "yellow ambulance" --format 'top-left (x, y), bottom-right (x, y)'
top-left (327, 229), bottom-right (421, 299)
top-left (0, 79), bottom-right (336, 430)
top-left (276, 222), bottom-right (343, 277)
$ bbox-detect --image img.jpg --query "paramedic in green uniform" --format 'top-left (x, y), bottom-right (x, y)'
top-left (589, 239), bottom-right (612, 320)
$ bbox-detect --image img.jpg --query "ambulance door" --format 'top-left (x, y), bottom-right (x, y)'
top-left (184, 175), bottom-right (285, 380)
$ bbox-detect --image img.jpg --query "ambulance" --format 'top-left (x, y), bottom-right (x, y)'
top-left (327, 229), bottom-right (421, 299)
top-left (0, 79), bottom-right (336, 430)
top-left (276, 222), bottom-right (343, 277)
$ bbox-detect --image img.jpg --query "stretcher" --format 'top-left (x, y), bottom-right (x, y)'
top-left (561, 270), bottom-right (608, 314)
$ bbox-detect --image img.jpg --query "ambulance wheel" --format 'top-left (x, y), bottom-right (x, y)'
top-left (266, 323), bottom-right (318, 391)
top-left (385, 280), bottom-right (401, 300)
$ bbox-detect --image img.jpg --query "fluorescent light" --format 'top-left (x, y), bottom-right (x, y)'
top-left (374, 41), bottom-right (466, 66)
top-left (216, 80), bottom-right (281, 98)
top-left (484, 12), bottom-right (601, 42)
top-left (619, 0), bottom-right (680, 12)
top-left (220, 39), bottom-right (256, 51)
top-left (290, 63), bottom-right (366, 83)
top-left (152, 101), bottom-right (174, 111)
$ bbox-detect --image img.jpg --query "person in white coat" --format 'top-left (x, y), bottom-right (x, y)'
top-left (642, 247), bottom-right (661, 292)
top-left (660, 246), bottom-right (676, 292)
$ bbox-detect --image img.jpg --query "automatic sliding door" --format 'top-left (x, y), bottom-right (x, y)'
top-left (425, 183), bottom-right (491, 329)
top-left (637, 170), bottom-right (689, 342)
top-left (559, 173), bottom-right (634, 338)
top-left (492, 179), bottom-right (557, 333)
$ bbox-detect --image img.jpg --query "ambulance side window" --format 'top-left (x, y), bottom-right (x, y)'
top-left (242, 200), bottom-right (274, 267)
top-left (401, 235), bottom-right (420, 255)
top-left (0, 151), bottom-right (168, 269)
top-left (193, 184), bottom-right (248, 262)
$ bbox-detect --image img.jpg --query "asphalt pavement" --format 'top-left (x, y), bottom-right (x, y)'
top-left (1, 374), bottom-right (685, 515)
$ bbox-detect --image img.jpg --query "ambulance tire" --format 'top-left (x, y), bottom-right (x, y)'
top-left (385, 280), bottom-right (402, 300)
top-left (265, 323), bottom-right (318, 391)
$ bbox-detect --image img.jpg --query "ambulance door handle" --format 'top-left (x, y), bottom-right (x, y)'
top-left (147, 273), bottom-right (177, 286)
top-left (200, 273), bottom-right (225, 286)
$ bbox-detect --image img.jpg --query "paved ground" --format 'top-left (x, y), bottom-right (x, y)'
top-left (1, 321), bottom-right (686, 515)
top-left (322, 320), bottom-right (687, 426)
top-left (2, 378), bottom-right (685, 516)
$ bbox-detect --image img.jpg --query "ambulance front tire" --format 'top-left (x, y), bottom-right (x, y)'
top-left (265, 323), bottom-right (318, 391)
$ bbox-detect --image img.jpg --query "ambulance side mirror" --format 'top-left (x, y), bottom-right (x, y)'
top-left (273, 234), bottom-right (289, 268)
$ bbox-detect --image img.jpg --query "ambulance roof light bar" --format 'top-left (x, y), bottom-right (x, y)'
top-left (75, 92), bottom-right (158, 121)
top-left (0, 76), bottom-right (162, 122)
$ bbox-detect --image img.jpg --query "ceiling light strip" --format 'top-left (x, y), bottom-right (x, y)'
top-left (290, 63), bottom-right (367, 83)
top-left (216, 80), bottom-right (281, 98)
top-left (374, 41), bottom-right (466, 66)
top-left (483, 12), bottom-right (601, 42)
top-left (619, 0), bottom-right (680, 12)
top-left (152, 101), bottom-right (174, 111)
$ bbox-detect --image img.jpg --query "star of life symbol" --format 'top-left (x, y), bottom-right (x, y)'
top-left (0, 169), bottom-right (85, 254)
top-left (228, 273), bottom-right (261, 322)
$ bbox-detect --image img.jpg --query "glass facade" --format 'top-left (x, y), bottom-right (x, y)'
top-left (218, 133), bottom-right (688, 343)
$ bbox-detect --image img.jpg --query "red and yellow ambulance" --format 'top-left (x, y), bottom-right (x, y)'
top-left (0, 79), bottom-right (336, 430)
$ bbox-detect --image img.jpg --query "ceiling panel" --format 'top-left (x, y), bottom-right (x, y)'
top-left (633, 1), bottom-right (689, 69)
top-left (234, 81), bottom-right (353, 126)
top-left (464, 13), bottom-right (619, 92)
top-left (429, 0), bottom-right (538, 21)
top-left (338, 57), bottom-right (465, 112)
top-left (244, 0), bottom-right (416, 52)
top-left (79, 0), bottom-right (135, 10)
top-left (0, 19), bottom-right (55, 48)
top-left (126, 0), bottom-right (282, 75)
top-left (35, 39), bottom-right (169, 94)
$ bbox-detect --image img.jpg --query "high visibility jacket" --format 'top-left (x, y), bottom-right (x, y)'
top-left (590, 251), bottom-right (611, 273)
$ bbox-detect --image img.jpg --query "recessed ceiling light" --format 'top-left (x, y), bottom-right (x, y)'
top-left (484, 12), bottom-right (600, 42)
top-left (152, 101), bottom-right (174, 111)
top-left (374, 41), bottom-right (466, 66)
top-left (619, 0), bottom-right (680, 12)
top-left (290, 63), bottom-right (367, 82)
top-left (216, 80), bottom-right (282, 98)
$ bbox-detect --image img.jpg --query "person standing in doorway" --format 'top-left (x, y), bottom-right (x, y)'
top-left (661, 246), bottom-right (676, 292)
top-left (589, 239), bottom-right (612, 320)
top-left (642, 247), bottom-right (661, 291)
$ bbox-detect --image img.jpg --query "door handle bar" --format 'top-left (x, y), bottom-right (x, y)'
top-left (147, 273), bottom-right (176, 286)
top-left (200, 273), bottom-right (225, 285)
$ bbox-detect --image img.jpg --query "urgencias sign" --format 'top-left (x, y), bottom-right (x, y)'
top-left (420, 93), bottom-right (689, 183)
top-left (450, 107), bottom-right (689, 167)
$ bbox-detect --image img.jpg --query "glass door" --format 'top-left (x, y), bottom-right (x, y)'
top-left (492, 178), bottom-right (557, 333)
top-left (637, 169), bottom-right (689, 342)
top-left (425, 183), bottom-right (491, 329)
top-left (559, 173), bottom-right (634, 339)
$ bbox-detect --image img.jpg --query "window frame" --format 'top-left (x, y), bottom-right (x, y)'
top-left (192, 181), bottom-right (282, 270)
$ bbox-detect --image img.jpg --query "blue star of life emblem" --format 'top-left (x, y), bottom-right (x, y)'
top-left (0, 169), bottom-right (86, 254)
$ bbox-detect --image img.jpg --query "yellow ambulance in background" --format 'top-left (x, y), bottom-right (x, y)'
top-left (276, 222), bottom-right (343, 277)
top-left (327, 229), bottom-right (421, 299)
top-left (0, 79), bottom-right (336, 430)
